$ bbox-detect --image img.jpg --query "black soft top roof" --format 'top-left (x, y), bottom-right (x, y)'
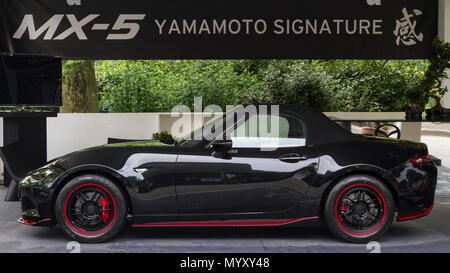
top-left (277, 105), bottom-right (358, 146)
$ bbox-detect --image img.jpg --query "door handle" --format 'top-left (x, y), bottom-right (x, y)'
top-left (279, 153), bottom-right (308, 163)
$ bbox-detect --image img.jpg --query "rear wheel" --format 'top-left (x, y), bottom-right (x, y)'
top-left (323, 175), bottom-right (394, 243)
top-left (55, 174), bottom-right (127, 243)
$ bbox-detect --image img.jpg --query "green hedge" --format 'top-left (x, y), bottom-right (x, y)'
top-left (95, 60), bottom-right (428, 112)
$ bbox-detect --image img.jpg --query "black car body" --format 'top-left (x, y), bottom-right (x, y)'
top-left (19, 106), bottom-right (437, 242)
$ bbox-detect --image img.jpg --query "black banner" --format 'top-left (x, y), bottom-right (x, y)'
top-left (0, 0), bottom-right (439, 59)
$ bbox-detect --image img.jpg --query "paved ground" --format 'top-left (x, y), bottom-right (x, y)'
top-left (421, 135), bottom-right (450, 197)
top-left (1, 186), bottom-right (450, 253)
top-left (437, 166), bottom-right (450, 196)
top-left (422, 135), bottom-right (450, 168)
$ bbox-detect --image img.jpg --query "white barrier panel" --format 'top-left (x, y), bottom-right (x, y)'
top-left (47, 113), bottom-right (159, 161)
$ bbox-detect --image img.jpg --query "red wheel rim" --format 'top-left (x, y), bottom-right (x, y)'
top-left (64, 184), bottom-right (117, 236)
top-left (334, 183), bottom-right (386, 236)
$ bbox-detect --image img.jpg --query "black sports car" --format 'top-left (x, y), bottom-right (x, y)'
top-left (18, 106), bottom-right (437, 243)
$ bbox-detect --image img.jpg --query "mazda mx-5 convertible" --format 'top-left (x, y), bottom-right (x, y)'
top-left (18, 105), bottom-right (437, 243)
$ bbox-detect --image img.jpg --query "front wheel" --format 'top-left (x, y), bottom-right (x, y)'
top-left (55, 174), bottom-right (127, 243)
top-left (323, 175), bottom-right (394, 243)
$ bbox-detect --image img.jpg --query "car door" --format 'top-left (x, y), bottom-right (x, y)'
top-left (227, 112), bottom-right (319, 213)
top-left (175, 110), bottom-right (319, 215)
top-left (175, 147), bottom-right (260, 214)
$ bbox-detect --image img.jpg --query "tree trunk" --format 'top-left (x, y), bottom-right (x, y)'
top-left (60, 60), bottom-right (98, 113)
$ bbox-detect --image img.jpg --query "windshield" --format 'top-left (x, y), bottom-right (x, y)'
top-left (175, 105), bottom-right (271, 147)
top-left (175, 112), bottom-right (225, 146)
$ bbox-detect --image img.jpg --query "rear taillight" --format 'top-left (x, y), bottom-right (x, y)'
top-left (411, 154), bottom-right (431, 165)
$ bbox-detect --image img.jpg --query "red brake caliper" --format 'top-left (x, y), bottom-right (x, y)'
top-left (339, 201), bottom-right (347, 221)
top-left (100, 196), bottom-right (110, 222)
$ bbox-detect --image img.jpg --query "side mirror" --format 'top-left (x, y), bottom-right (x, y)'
top-left (212, 141), bottom-right (233, 154)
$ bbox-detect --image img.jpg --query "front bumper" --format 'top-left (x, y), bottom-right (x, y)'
top-left (18, 165), bottom-right (64, 227)
top-left (19, 187), bottom-right (56, 227)
top-left (18, 217), bottom-right (53, 227)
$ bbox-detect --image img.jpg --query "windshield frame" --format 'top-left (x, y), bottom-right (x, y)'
top-left (175, 111), bottom-right (226, 147)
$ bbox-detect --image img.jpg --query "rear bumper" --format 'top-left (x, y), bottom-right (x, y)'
top-left (397, 203), bottom-right (434, 221)
top-left (389, 162), bottom-right (437, 221)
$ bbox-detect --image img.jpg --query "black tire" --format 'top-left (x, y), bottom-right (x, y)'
top-left (55, 174), bottom-right (127, 243)
top-left (323, 175), bottom-right (394, 243)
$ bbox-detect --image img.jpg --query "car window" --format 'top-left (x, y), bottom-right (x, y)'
top-left (229, 114), bottom-right (306, 148)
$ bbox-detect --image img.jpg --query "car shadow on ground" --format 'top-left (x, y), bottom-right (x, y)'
top-left (122, 224), bottom-right (334, 240)
top-left (13, 219), bottom-right (450, 253)
top-left (29, 222), bottom-right (334, 240)
top-left (26, 221), bottom-right (414, 242)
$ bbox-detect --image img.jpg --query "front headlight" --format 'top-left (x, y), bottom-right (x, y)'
top-left (20, 164), bottom-right (64, 188)
top-left (30, 167), bottom-right (59, 181)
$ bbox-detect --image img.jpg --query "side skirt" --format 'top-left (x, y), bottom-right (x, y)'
top-left (132, 216), bottom-right (319, 227)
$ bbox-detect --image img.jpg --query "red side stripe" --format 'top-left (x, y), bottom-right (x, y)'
top-left (132, 216), bottom-right (319, 227)
top-left (398, 203), bottom-right (434, 221)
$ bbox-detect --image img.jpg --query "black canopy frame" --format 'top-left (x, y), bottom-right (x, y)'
top-left (0, 0), bottom-right (441, 201)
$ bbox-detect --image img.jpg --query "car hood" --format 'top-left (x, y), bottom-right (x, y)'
top-left (50, 140), bottom-right (178, 171)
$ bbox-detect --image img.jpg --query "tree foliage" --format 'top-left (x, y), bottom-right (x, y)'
top-left (422, 38), bottom-right (450, 111)
top-left (316, 60), bottom-right (427, 112)
top-left (96, 60), bottom-right (258, 112)
top-left (96, 59), bottom-right (428, 112)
